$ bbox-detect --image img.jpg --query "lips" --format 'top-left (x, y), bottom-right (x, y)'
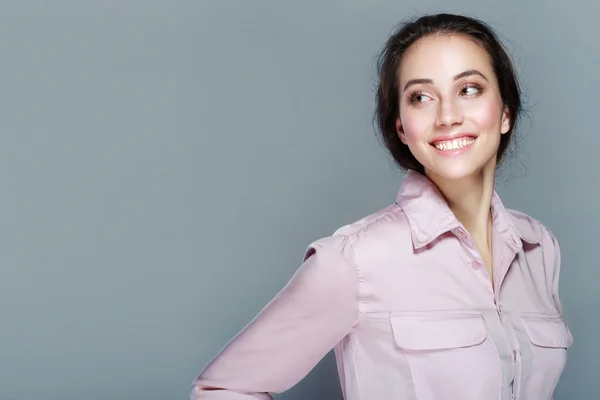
top-left (429, 134), bottom-right (478, 146)
top-left (429, 134), bottom-right (478, 156)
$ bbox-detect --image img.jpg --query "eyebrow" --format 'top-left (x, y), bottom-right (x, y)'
top-left (402, 69), bottom-right (489, 92)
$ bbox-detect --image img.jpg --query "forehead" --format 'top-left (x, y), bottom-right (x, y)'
top-left (398, 34), bottom-right (494, 82)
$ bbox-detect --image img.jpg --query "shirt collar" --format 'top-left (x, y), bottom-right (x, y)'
top-left (396, 170), bottom-right (540, 250)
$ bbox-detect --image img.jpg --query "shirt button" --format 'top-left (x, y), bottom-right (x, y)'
top-left (470, 260), bottom-right (481, 269)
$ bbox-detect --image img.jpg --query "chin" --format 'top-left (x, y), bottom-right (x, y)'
top-left (427, 167), bottom-right (478, 181)
top-left (423, 159), bottom-right (487, 182)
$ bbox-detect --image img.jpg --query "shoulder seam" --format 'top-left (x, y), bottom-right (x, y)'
top-left (334, 203), bottom-right (400, 238)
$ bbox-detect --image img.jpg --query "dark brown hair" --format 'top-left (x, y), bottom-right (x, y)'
top-left (374, 13), bottom-right (522, 173)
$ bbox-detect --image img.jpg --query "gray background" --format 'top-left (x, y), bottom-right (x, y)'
top-left (0, 1), bottom-right (596, 399)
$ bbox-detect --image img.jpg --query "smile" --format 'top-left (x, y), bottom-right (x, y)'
top-left (433, 138), bottom-right (475, 151)
top-left (430, 136), bottom-right (477, 156)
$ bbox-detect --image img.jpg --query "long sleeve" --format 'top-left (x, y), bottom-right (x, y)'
top-left (190, 234), bottom-right (361, 399)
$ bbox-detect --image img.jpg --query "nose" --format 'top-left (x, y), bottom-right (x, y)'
top-left (435, 98), bottom-right (464, 127)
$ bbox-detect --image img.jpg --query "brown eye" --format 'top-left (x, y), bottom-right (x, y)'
top-left (411, 93), bottom-right (433, 103)
top-left (461, 85), bottom-right (481, 96)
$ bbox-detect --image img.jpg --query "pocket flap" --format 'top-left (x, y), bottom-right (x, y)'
top-left (522, 316), bottom-right (573, 349)
top-left (390, 312), bottom-right (487, 351)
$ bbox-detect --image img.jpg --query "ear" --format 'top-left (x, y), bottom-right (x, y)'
top-left (500, 105), bottom-right (510, 134)
top-left (396, 117), bottom-right (408, 144)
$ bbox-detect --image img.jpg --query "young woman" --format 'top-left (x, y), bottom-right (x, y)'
top-left (190, 13), bottom-right (573, 400)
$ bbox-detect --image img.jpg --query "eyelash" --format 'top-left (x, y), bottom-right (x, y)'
top-left (407, 83), bottom-right (484, 105)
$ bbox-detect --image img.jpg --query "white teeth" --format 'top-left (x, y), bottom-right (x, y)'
top-left (434, 138), bottom-right (475, 151)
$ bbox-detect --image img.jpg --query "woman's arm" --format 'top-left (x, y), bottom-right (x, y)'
top-left (190, 235), bottom-right (361, 399)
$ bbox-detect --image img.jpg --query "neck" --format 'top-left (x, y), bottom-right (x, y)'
top-left (425, 160), bottom-right (496, 246)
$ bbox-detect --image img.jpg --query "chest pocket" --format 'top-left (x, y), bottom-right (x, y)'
top-left (390, 311), bottom-right (502, 400)
top-left (520, 314), bottom-right (573, 399)
top-left (522, 315), bottom-right (573, 348)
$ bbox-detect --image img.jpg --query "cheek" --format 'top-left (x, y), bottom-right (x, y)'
top-left (470, 99), bottom-right (503, 130)
top-left (400, 109), bottom-right (430, 143)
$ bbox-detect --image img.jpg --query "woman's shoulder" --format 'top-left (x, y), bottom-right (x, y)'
top-left (304, 202), bottom-right (411, 262)
top-left (330, 202), bottom-right (412, 245)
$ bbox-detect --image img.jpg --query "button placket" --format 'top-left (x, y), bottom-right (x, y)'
top-left (456, 228), bottom-right (472, 245)
top-left (457, 230), bottom-right (493, 296)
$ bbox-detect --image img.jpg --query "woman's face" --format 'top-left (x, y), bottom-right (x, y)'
top-left (396, 34), bottom-right (510, 181)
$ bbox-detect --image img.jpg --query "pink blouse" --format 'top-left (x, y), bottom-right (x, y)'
top-left (191, 170), bottom-right (573, 400)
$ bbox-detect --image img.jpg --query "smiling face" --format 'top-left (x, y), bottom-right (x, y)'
top-left (395, 34), bottom-right (510, 181)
